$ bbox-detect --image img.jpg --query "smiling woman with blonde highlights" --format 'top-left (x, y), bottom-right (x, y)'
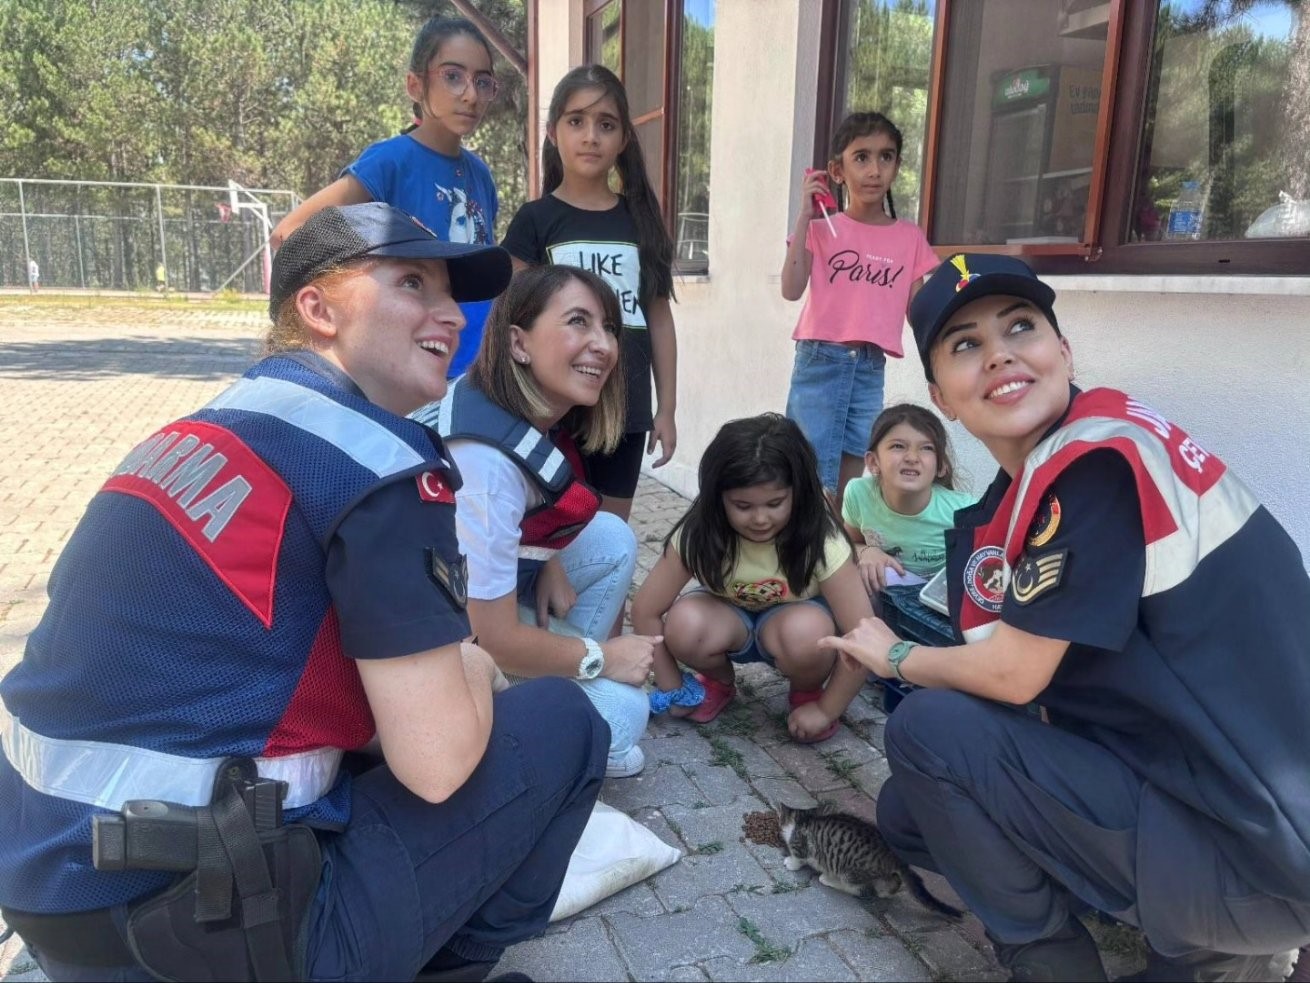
top-left (418, 265), bottom-right (658, 780)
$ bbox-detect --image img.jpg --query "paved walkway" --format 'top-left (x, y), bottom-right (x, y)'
top-left (0, 298), bottom-right (1147, 982)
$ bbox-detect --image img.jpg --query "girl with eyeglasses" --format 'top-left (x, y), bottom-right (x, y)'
top-left (272, 16), bottom-right (503, 377)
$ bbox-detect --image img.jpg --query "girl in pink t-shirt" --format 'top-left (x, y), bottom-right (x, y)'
top-left (780, 112), bottom-right (938, 503)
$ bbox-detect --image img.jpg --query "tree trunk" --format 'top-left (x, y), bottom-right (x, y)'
top-left (1281, 1), bottom-right (1310, 199)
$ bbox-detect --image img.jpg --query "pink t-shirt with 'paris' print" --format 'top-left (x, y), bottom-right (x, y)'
top-left (791, 213), bottom-right (938, 356)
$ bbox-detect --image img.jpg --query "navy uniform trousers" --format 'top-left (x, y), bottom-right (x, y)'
top-left (32, 678), bottom-right (608, 983)
top-left (877, 689), bottom-right (1310, 963)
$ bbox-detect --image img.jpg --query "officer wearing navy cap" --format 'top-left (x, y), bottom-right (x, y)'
top-left (824, 254), bottom-right (1310, 981)
top-left (0, 202), bottom-right (607, 982)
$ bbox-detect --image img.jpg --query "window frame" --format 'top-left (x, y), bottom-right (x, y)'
top-left (582, 0), bottom-right (700, 272)
top-left (817, 0), bottom-right (1310, 276)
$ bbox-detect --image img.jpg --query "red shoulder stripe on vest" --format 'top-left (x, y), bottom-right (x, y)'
top-left (104, 421), bottom-right (292, 628)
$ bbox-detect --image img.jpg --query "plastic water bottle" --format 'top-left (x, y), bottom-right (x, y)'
top-left (1165, 181), bottom-right (1205, 240)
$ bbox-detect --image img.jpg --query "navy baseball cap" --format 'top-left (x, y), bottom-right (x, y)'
top-left (269, 202), bottom-right (512, 318)
top-left (909, 253), bottom-right (1058, 379)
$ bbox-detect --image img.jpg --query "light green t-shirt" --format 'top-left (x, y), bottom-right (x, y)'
top-left (841, 477), bottom-right (976, 577)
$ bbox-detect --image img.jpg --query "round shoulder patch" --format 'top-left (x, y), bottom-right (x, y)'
top-left (963, 546), bottom-right (1007, 613)
top-left (1026, 492), bottom-right (1062, 548)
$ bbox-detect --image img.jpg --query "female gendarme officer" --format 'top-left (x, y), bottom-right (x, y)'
top-left (825, 254), bottom-right (1310, 982)
top-left (0, 202), bottom-right (608, 983)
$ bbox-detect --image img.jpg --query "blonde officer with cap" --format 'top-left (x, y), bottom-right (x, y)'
top-left (0, 202), bottom-right (607, 983)
top-left (823, 254), bottom-right (1310, 982)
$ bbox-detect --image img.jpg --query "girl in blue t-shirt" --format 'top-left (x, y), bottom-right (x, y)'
top-left (271, 16), bottom-right (501, 377)
top-left (502, 65), bottom-right (678, 522)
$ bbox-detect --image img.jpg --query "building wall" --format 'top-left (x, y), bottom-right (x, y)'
top-left (532, 0), bottom-right (1310, 566)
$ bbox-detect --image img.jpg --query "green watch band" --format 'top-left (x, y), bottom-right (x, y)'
top-left (887, 640), bottom-right (918, 681)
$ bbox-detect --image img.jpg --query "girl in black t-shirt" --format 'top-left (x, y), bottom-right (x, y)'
top-left (502, 64), bottom-right (678, 521)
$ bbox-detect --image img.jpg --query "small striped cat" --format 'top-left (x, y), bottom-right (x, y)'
top-left (776, 801), bottom-right (962, 920)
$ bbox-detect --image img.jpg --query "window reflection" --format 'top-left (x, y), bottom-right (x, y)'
top-left (930, 0), bottom-right (1108, 245)
top-left (1134, 0), bottom-right (1310, 242)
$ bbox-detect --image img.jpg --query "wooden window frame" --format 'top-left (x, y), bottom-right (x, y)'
top-left (582, 0), bottom-right (697, 270)
top-left (817, 0), bottom-right (1310, 276)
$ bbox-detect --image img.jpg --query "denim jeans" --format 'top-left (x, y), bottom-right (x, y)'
top-left (785, 340), bottom-right (887, 492)
top-left (516, 511), bottom-right (649, 759)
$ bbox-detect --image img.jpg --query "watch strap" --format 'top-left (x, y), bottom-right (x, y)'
top-left (888, 640), bottom-right (917, 681)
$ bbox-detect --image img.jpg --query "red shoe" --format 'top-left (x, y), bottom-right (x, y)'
top-left (686, 673), bottom-right (735, 723)
top-left (788, 688), bottom-right (839, 743)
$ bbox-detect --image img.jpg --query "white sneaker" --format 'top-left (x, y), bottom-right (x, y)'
top-left (605, 744), bottom-right (645, 778)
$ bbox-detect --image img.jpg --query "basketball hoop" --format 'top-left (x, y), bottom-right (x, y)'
top-left (216, 202), bottom-right (232, 223)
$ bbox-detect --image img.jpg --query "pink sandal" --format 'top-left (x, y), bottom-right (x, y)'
top-left (788, 688), bottom-right (840, 743)
top-left (686, 673), bottom-right (735, 723)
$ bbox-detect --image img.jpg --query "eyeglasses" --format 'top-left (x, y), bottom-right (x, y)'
top-left (428, 66), bottom-right (500, 101)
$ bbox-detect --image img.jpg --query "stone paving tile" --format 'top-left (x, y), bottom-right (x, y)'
top-left (826, 930), bottom-right (934, 982)
top-left (493, 916), bottom-right (629, 982)
top-left (601, 760), bottom-right (706, 813)
top-left (649, 846), bottom-right (776, 912)
top-left (700, 938), bottom-right (860, 982)
top-left (608, 897), bottom-right (759, 981)
top-left (726, 882), bottom-right (880, 940)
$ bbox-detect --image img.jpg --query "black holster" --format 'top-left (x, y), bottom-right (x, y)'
top-left (107, 758), bottom-right (321, 982)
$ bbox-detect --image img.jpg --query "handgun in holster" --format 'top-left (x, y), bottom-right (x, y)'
top-left (91, 757), bottom-right (322, 983)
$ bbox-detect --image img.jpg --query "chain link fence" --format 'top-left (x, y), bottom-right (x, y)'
top-left (0, 178), bottom-right (299, 294)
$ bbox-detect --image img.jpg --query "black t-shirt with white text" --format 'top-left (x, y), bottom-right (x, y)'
top-left (503, 194), bottom-right (660, 433)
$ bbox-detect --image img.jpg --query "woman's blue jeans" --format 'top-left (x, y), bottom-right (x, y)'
top-left (516, 511), bottom-right (649, 761)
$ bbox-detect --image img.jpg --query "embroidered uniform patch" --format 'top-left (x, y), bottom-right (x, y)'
top-left (1026, 492), bottom-right (1062, 547)
top-left (1010, 549), bottom-right (1068, 605)
top-left (417, 470), bottom-right (456, 504)
top-left (426, 549), bottom-right (469, 608)
top-left (964, 546), bottom-right (1007, 613)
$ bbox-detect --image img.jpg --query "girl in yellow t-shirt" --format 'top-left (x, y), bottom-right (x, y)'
top-left (631, 414), bottom-right (874, 744)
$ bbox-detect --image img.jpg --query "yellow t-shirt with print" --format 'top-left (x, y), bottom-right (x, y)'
top-left (675, 531), bottom-right (852, 613)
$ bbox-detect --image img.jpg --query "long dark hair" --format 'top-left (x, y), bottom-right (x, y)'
top-left (667, 414), bottom-right (845, 596)
top-left (830, 111), bottom-right (903, 219)
top-left (542, 65), bottom-right (675, 302)
top-left (866, 403), bottom-right (958, 490)
top-left (403, 17), bottom-right (495, 132)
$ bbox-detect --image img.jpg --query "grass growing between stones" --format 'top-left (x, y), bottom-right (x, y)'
top-left (711, 703), bottom-right (759, 738)
top-left (821, 750), bottom-right (860, 782)
top-left (709, 736), bottom-right (748, 781)
top-left (737, 917), bottom-right (792, 964)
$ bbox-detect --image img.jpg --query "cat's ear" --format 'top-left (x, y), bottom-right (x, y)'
top-left (813, 800), bottom-right (838, 816)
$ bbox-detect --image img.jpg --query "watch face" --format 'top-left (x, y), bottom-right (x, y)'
top-left (580, 655), bottom-right (603, 679)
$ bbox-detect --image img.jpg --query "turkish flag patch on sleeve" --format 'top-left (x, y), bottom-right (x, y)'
top-left (417, 470), bottom-right (456, 504)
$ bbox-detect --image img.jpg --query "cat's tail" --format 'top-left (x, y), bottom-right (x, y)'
top-left (904, 868), bottom-right (964, 920)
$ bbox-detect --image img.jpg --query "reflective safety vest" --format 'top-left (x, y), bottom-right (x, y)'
top-left (422, 376), bottom-right (601, 570)
top-left (951, 387), bottom-right (1258, 642)
top-left (0, 354), bottom-right (456, 913)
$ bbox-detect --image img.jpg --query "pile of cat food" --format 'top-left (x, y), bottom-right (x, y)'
top-left (741, 809), bottom-right (784, 849)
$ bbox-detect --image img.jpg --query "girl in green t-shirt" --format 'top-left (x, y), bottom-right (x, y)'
top-left (842, 404), bottom-right (975, 593)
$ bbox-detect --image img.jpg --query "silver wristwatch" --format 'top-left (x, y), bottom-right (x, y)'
top-left (576, 637), bottom-right (605, 680)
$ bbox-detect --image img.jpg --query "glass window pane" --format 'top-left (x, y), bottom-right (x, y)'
top-left (676, 0), bottom-right (714, 269)
top-left (839, 0), bottom-right (936, 224)
top-left (1133, 1), bottom-right (1310, 242)
top-left (587, 2), bottom-right (622, 74)
top-left (930, 0), bottom-right (1108, 245)
top-left (624, 0), bottom-right (666, 117)
top-left (634, 116), bottom-right (664, 205)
